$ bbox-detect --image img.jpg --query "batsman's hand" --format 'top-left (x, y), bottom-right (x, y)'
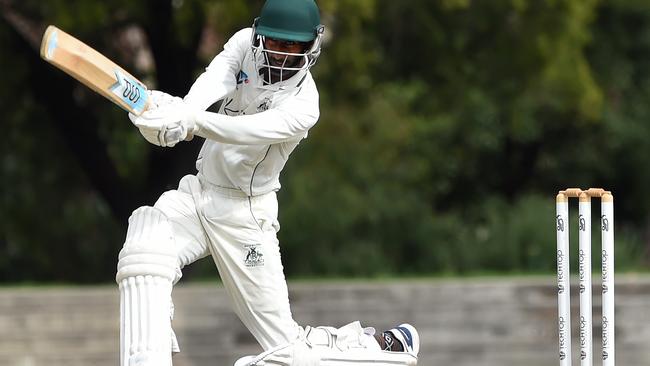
top-left (129, 100), bottom-right (198, 148)
top-left (147, 90), bottom-right (182, 110)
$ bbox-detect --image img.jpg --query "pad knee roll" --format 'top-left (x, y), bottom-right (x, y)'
top-left (116, 206), bottom-right (179, 283)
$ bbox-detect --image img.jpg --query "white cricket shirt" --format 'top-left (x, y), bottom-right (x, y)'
top-left (184, 28), bottom-right (320, 196)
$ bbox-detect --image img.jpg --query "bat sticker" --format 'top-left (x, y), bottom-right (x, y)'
top-left (110, 69), bottom-right (148, 114)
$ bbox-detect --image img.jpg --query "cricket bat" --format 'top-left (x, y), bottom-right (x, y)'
top-left (40, 25), bottom-right (150, 115)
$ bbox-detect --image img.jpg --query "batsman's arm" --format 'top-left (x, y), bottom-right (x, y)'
top-left (183, 28), bottom-right (250, 110)
top-left (40, 25), bottom-right (150, 115)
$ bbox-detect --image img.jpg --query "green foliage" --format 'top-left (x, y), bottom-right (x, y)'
top-left (2, 0), bottom-right (650, 282)
top-left (276, 0), bottom-right (649, 277)
top-left (0, 25), bottom-right (121, 281)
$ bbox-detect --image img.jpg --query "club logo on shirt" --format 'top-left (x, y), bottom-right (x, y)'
top-left (257, 97), bottom-right (271, 112)
top-left (244, 244), bottom-right (264, 267)
top-left (237, 70), bottom-right (250, 84)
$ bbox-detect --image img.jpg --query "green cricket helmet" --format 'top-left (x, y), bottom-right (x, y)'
top-left (251, 0), bottom-right (325, 85)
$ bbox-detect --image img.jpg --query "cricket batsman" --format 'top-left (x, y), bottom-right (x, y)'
top-left (118, 0), bottom-right (420, 365)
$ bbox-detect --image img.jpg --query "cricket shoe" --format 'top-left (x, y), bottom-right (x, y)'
top-left (378, 323), bottom-right (420, 357)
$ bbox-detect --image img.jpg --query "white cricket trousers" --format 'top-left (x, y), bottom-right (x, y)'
top-left (156, 174), bottom-right (301, 350)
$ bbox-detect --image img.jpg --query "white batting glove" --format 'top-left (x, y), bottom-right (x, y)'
top-left (129, 102), bottom-right (198, 147)
top-left (147, 90), bottom-right (182, 110)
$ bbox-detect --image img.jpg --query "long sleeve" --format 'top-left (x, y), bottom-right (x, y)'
top-left (192, 90), bottom-right (320, 145)
top-left (183, 29), bottom-right (251, 111)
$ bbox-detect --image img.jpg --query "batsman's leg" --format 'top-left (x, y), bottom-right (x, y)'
top-left (199, 189), bottom-right (419, 366)
top-left (116, 175), bottom-right (212, 366)
top-left (116, 206), bottom-right (180, 366)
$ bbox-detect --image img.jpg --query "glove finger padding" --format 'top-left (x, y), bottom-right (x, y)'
top-left (129, 101), bottom-right (196, 147)
top-left (130, 107), bottom-right (175, 129)
top-left (160, 122), bottom-right (189, 147)
top-left (137, 126), bottom-right (164, 147)
top-left (130, 106), bottom-right (184, 147)
top-left (136, 123), bottom-right (186, 148)
top-left (148, 90), bottom-right (182, 109)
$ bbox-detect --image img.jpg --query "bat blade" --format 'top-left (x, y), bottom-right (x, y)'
top-left (40, 25), bottom-right (150, 115)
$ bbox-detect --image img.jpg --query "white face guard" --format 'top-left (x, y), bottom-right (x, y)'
top-left (251, 21), bottom-right (325, 87)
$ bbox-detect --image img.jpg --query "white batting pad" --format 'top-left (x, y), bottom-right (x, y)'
top-left (117, 206), bottom-right (179, 366)
top-left (236, 321), bottom-right (418, 366)
top-left (116, 206), bottom-right (179, 283)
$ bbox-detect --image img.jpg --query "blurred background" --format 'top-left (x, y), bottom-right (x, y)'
top-left (2, 0), bottom-right (650, 365)
top-left (3, 0), bottom-right (650, 282)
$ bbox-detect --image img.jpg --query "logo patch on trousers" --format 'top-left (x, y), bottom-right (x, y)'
top-left (244, 244), bottom-right (264, 267)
